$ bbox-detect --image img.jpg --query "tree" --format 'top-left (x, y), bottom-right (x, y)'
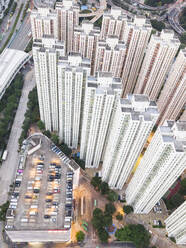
top-left (58, 142), bottom-right (72, 156)
top-left (179, 32), bottom-right (186, 44)
top-left (123, 205), bottom-right (133, 214)
top-left (97, 228), bottom-right (109, 243)
top-left (37, 120), bottom-right (45, 130)
top-left (179, 8), bottom-right (186, 30)
top-left (43, 130), bottom-right (51, 138)
top-left (76, 231), bottom-right (85, 242)
top-left (103, 213), bottom-right (113, 227)
top-left (93, 208), bottom-right (103, 218)
top-left (105, 203), bottom-right (116, 215)
top-left (91, 176), bottom-right (102, 190)
top-left (170, 237), bottom-right (176, 243)
top-left (164, 193), bottom-right (184, 210)
top-left (179, 178), bottom-right (186, 195)
top-left (107, 190), bottom-right (118, 202)
top-left (100, 182), bottom-right (109, 195)
top-left (116, 213), bottom-right (123, 221)
top-left (51, 133), bottom-right (59, 145)
top-left (115, 224), bottom-right (150, 248)
top-left (150, 19), bottom-right (165, 32)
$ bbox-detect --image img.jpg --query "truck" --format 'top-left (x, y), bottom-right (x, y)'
top-left (2, 150), bottom-right (8, 161)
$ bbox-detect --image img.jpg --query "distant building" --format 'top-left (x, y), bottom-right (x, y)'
top-left (56, 0), bottom-right (79, 53)
top-left (0, 48), bottom-right (30, 100)
top-left (80, 72), bottom-right (122, 168)
top-left (101, 8), bottom-right (152, 96)
top-left (30, 0), bottom-right (79, 53)
top-left (73, 21), bottom-right (100, 72)
top-left (121, 16), bottom-right (152, 97)
top-left (100, 7), bottom-right (128, 40)
top-left (93, 35), bottom-right (126, 77)
top-left (157, 49), bottom-right (186, 125)
top-left (134, 29), bottom-right (180, 101)
top-left (126, 121), bottom-right (186, 214)
top-left (165, 201), bottom-right (186, 245)
top-left (30, 7), bottom-right (58, 40)
top-left (102, 94), bottom-right (159, 189)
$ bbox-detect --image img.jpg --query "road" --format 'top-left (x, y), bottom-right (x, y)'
top-left (168, 7), bottom-right (185, 35)
top-left (0, 0), bottom-right (26, 50)
top-left (9, 12), bottom-right (31, 50)
top-left (79, 0), bottom-right (107, 23)
top-left (0, 68), bottom-right (35, 205)
top-left (0, 222), bottom-right (8, 248)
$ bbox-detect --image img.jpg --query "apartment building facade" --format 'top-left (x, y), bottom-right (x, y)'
top-left (126, 121), bottom-right (186, 214)
top-left (80, 72), bottom-right (122, 168)
top-left (134, 30), bottom-right (180, 100)
top-left (102, 94), bottom-right (159, 189)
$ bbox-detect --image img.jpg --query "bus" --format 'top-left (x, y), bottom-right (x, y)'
top-left (2, 150), bottom-right (8, 161)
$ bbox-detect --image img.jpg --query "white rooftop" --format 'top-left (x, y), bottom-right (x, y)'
top-left (0, 48), bottom-right (29, 99)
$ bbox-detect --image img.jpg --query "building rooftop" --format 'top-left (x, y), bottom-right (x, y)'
top-left (5, 134), bottom-right (78, 243)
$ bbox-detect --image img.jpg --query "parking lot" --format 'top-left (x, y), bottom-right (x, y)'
top-left (6, 135), bottom-right (74, 231)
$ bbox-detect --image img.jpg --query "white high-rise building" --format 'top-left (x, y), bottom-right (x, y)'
top-left (73, 21), bottom-right (100, 71)
top-left (80, 72), bottom-right (122, 168)
top-left (134, 30), bottom-right (180, 100)
top-left (165, 201), bottom-right (186, 245)
top-left (100, 7), bottom-right (127, 40)
top-left (33, 37), bottom-right (65, 131)
top-left (102, 94), bottom-right (159, 189)
top-left (157, 49), bottom-right (186, 125)
top-left (94, 35), bottom-right (126, 77)
top-left (56, 0), bottom-right (79, 53)
top-left (126, 120), bottom-right (186, 214)
top-left (33, 38), bottom-right (91, 148)
top-left (30, 8), bottom-right (58, 40)
top-left (101, 9), bottom-right (152, 96)
top-left (121, 16), bottom-right (152, 97)
top-left (58, 53), bottom-right (91, 148)
top-left (30, 0), bottom-right (79, 54)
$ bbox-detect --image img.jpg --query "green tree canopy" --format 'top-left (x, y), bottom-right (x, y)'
top-left (179, 178), bottom-right (186, 195)
top-left (92, 208), bottom-right (104, 229)
top-left (100, 181), bottom-right (109, 195)
top-left (107, 190), bottom-right (118, 202)
top-left (103, 213), bottom-right (113, 227)
top-left (91, 176), bottom-right (102, 190)
top-left (115, 224), bottom-right (150, 248)
top-left (116, 213), bottom-right (123, 221)
top-left (150, 19), bottom-right (165, 32)
top-left (105, 203), bottom-right (116, 215)
top-left (97, 228), bottom-right (109, 243)
top-left (43, 130), bottom-right (51, 138)
top-left (51, 133), bottom-right (59, 145)
top-left (123, 205), bottom-right (134, 214)
top-left (76, 231), bottom-right (85, 242)
top-left (37, 120), bottom-right (45, 130)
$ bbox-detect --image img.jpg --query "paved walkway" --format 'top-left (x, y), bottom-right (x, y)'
top-left (0, 68), bottom-right (35, 205)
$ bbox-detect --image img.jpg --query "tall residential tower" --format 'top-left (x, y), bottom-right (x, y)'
top-left (80, 72), bottom-right (122, 168)
top-left (102, 94), bottom-right (159, 189)
top-left (165, 201), bottom-right (186, 245)
top-left (157, 49), bottom-right (186, 125)
top-left (134, 30), bottom-right (180, 100)
top-left (33, 38), bottom-right (91, 148)
top-left (126, 121), bottom-right (186, 214)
